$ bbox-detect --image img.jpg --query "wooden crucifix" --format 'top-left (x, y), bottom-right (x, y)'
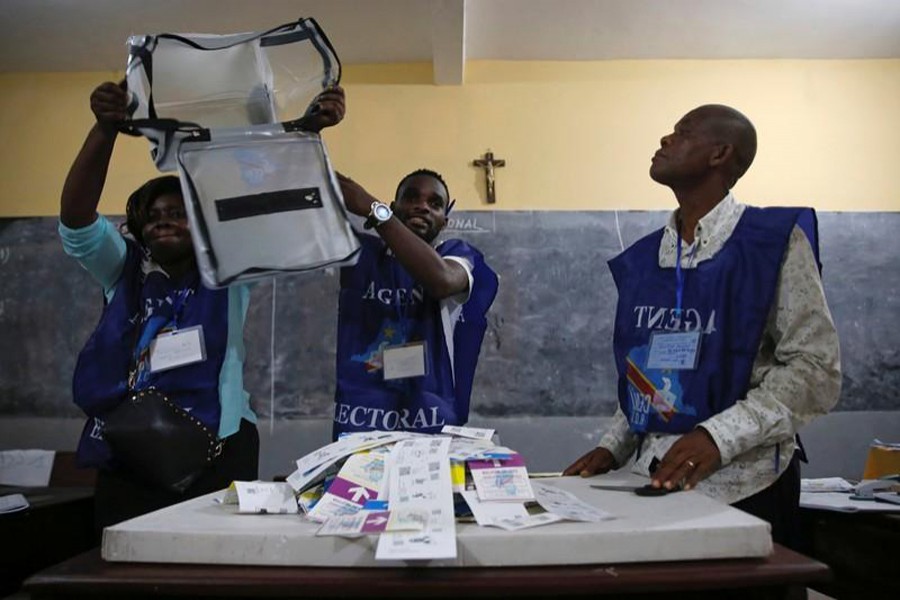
top-left (472, 150), bottom-right (506, 204)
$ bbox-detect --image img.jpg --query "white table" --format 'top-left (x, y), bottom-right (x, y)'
top-left (102, 473), bottom-right (771, 567)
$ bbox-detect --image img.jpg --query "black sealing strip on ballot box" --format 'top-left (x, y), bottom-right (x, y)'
top-left (215, 188), bottom-right (323, 222)
top-left (260, 29), bottom-right (313, 47)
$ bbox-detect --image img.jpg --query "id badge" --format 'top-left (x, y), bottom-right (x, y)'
top-left (382, 342), bottom-right (427, 380)
top-left (149, 325), bottom-right (207, 373)
top-left (646, 330), bottom-right (701, 370)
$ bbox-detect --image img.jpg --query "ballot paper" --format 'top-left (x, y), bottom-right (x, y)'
top-left (447, 437), bottom-right (516, 462)
top-left (800, 491), bottom-right (900, 513)
top-left (376, 437), bottom-right (457, 561)
top-left (441, 425), bottom-right (495, 441)
top-left (531, 481), bottom-right (614, 522)
top-left (469, 453), bottom-right (535, 502)
top-left (492, 512), bottom-right (564, 531)
top-left (800, 477), bottom-right (855, 493)
top-left (460, 490), bottom-right (528, 526)
top-left (307, 451), bottom-right (387, 523)
top-left (233, 481), bottom-right (298, 514)
top-left (287, 431), bottom-right (411, 492)
top-left (0, 493), bottom-right (30, 514)
top-left (0, 449), bottom-right (55, 487)
top-left (316, 508), bottom-right (428, 537)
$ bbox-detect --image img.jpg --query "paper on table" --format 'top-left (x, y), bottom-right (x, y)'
top-left (0, 449), bottom-right (55, 487)
top-left (492, 512), bottom-right (564, 531)
top-left (287, 431), bottom-right (411, 492)
top-left (0, 493), bottom-right (30, 514)
top-left (469, 454), bottom-right (535, 502)
top-left (447, 437), bottom-right (506, 461)
top-left (234, 481), bottom-right (298, 514)
top-left (293, 431), bottom-right (412, 482)
top-left (460, 490), bottom-right (528, 526)
top-left (800, 491), bottom-right (900, 513)
top-left (800, 477), bottom-right (855, 493)
top-left (307, 452), bottom-right (386, 523)
top-left (376, 437), bottom-right (456, 561)
top-left (316, 508), bottom-right (428, 537)
top-left (531, 481), bottom-right (615, 522)
top-left (441, 425), bottom-right (495, 441)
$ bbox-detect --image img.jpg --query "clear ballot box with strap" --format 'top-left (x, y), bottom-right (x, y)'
top-left (121, 18), bottom-right (359, 287)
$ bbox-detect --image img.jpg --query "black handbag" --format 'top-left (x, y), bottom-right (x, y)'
top-left (103, 388), bottom-right (223, 494)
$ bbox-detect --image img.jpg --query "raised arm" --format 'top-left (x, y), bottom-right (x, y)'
top-left (336, 173), bottom-right (469, 300)
top-left (60, 81), bottom-right (128, 228)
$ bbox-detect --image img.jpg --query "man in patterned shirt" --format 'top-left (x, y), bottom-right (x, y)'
top-left (564, 104), bottom-right (841, 548)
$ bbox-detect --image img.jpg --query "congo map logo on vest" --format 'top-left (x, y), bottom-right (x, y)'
top-left (351, 318), bottom-right (407, 373)
top-left (625, 305), bottom-right (715, 430)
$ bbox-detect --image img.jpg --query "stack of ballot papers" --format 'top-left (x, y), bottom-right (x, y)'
top-left (221, 425), bottom-right (614, 561)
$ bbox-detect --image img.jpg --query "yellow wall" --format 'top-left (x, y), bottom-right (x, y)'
top-left (2, 59), bottom-right (899, 217)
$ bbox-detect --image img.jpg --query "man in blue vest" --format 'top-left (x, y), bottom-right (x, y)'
top-left (332, 170), bottom-right (498, 439)
top-left (564, 104), bottom-right (841, 548)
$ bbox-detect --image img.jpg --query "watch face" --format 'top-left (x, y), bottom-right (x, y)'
top-left (374, 203), bottom-right (392, 221)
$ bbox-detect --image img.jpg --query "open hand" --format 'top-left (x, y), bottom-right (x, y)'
top-left (563, 447), bottom-right (618, 477)
top-left (650, 428), bottom-right (722, 490)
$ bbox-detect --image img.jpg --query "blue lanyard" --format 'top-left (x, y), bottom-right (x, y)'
top-left (674, 229), bottom-right (698, 315)
top-left (169, 286), bottom-right (193, 329)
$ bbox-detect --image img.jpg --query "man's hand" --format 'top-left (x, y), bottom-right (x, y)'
top-left (90, 80), bottom-right (129, 134)
top-left (563, 447), bottom-right (618, 477)
top-left (650, 428), bottom-right (722, 490)
top-left (336, 172), bottom-right (380, 218)
top-left (301, 85), bottom-right (346, 133)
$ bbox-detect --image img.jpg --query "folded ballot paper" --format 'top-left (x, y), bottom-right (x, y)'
top-left (225, 426), bottom-right (613, 561)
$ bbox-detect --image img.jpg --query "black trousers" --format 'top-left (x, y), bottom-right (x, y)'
top-left (732, 452), bottom-right (802, 551)
top-left (94, 418), bottom-right (259, 534)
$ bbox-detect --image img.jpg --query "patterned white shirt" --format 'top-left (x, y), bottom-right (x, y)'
top-left (598, 194), bottom-right (842, 504)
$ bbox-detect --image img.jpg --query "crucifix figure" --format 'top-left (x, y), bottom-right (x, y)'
top-left (472, 150), bottom-right (506, 204)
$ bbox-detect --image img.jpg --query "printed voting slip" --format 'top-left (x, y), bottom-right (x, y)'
top-left (288, 430), bottom-right (411, 492)
top-left (800, 477), bottom-right (855, 493)
top-left (460, 490), bottom-right (528, 527)
top-left (234, 481), bottom-right (298, 514)
top-left (469, 453), bottom-right (535, 502)
top-left (0, 449), bottom-right (54, 487)
top-left (376, 437), bottom-right (457, 561)
top-left (307, 451), bottom-right (386, 523)
top-left (492, 512), bottom-right (564, 531)
top-left (316, 509), bottom-right (428, 537)
top-left (531, 481), bottom-right (614, 522)
top-left (441, 425), bottom-right (495, 441)
top-left (447, 437), bottom-right (496, 461)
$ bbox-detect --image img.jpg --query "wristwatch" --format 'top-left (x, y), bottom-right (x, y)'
top-left (364, 201), bottom-right (393, 229)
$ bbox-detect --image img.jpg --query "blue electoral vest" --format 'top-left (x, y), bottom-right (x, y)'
top-left (608, 207), bottom-right (820, 435)
top-left (333, 234), bottom-right (498, 438)
top-left (72, 240), bottom-right (230, 468)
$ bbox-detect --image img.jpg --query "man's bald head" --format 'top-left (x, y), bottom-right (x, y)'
top-left (687, 104), bottom-right (757, 187)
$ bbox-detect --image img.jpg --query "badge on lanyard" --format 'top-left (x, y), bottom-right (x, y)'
top-left (382, 341), bottom-right (427, 380)
top-left (646, 330), bottom-right (702, 370)
top-left (149, 325), bottom-right (207, 373)
top-left (649, 227), bottom-right (703, 370)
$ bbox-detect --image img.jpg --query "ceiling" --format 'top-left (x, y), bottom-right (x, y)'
top-left (2, 0), bottom-right (899, 83)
